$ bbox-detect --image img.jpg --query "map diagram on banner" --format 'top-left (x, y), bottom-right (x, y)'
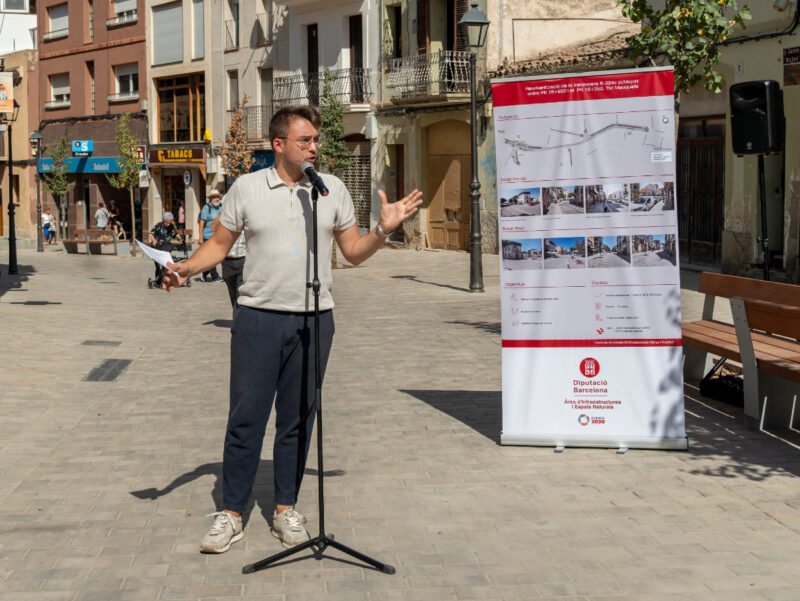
top-left (497, 109), bottom-right (674, 182)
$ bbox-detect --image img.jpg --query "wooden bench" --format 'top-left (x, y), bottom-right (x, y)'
top-left (62, 228), bottom-right (131, 256)
top-left (682, 272), bottom-right (800, 428)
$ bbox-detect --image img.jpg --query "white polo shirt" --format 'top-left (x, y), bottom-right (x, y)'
top-left (219, 166), bottom-right (356, 312)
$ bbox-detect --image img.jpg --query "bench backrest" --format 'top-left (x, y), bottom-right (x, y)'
top-left (699, 272), bottom-right (800, 308)
top-left (735, 298), bottom-right (800, 341)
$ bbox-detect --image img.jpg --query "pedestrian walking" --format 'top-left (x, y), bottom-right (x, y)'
top-left (42, 207), bottom-right (57, 244)
top-left (198, 190), bottom-right (223, 282)
top-left (95, 201), bottom-right (111, 231)
top-left (162, 105), bottom-right (422, 554)
top-left (214, 213), bottom-right (245, 319)
top-left (178, 200), bottom-right (186, 230)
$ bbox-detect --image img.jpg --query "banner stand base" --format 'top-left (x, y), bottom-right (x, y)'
top-left (501, 434), bottom-right (688, 451)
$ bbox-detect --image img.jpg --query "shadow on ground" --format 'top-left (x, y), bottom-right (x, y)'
top-left (391, 274), bottom-right (471, 293)
top-left (446, 320), bottom-right (501, 335)
top-left (0, 263), bottom-right (35, 300)
top-left (130, 461), bottom-right (345, 527)
top-left (400, 389), bottom-right (501, 444)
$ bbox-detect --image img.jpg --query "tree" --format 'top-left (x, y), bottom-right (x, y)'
top-left (618, 0), bottom-right (751, 113)
top-left (41, 135), bottom-right (73, 239)
top-left (317, 68), bottom-right (354, 268)
top-left (107, 114), bottom-right (142, 255)
top-left (219, 94), bottom-right (255, 180)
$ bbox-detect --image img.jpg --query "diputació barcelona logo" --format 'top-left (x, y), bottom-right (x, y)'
top-left (580, 357), bottom-right (600, 378)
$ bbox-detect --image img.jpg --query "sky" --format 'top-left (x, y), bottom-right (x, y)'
top-left (546, 237), bottom-right (584, 249)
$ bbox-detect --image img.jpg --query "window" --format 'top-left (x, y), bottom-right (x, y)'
top-left (45, 3), bottom-right (69, 40)
top-left (228, 70), bottom-right (238, 110)
top-left (225, 0), bottom-right (239, 49)
top-left (193, 0), bottom-right (204, 59)
top-left (114, 0), bottom-right (137, 15)
top-left (157, 75), bottom-right (206, 142)
top-left (152, 2), bottom-right (183, 65)
top-left (115, 63), bottom-right (139, 94)
top-left (1, 0), bottom-right (29, 13)
top-left (29, 27), bottom-right (37, 48)
top-left (47, 73), bottom-right (70, 108)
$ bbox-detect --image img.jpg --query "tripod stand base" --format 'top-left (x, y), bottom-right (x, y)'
top-left (242, 534), bottom-right (396, 575)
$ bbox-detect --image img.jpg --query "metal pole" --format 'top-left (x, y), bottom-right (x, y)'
top-left (758, 154), bottom-right (770, 281)
top-left (7, 122), bottom-right (17, 275)
top-left (35, 147), bottom-right (43, 252)
top-left (468, 51), bottom-right (484, 292)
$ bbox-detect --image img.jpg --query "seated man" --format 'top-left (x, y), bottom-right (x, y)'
top-left (148, 212), bottom-right (181, 287)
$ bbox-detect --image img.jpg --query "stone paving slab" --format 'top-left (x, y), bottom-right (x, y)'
top-left (0, 246), bottom-right (799, 600)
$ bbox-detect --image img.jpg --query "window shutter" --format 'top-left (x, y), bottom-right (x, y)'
top-left (416, 0), bottom-right (427, 54)
top-left (153, 2), bottom-right (184, 65)
top-left (114, 0), bottom-right (137, 14)
top-left (50, 73), bottom-right (70, 97)
top-left (48, 3), bottom-right (68, 31)
top-left (455, 0), bottom-right (468, 52)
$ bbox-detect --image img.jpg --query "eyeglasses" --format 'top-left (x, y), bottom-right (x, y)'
top-left (278, 136), bottom-right (322, 150)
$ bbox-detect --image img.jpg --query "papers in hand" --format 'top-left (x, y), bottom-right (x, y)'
top-left (136, 240), bottom-right (179, 274)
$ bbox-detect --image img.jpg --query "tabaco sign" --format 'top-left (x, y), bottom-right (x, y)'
top-left (149, 148), bottom-right (205, 163)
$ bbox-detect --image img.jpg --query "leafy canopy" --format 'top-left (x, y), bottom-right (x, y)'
top-left (41, 136), bottom-right (73, 199)
top-left (317, 68), bottom-right (353, 173)
top-left (106, 113), bottom-right (141, 191)
top-left (220, 94), bottom-right (255, 179)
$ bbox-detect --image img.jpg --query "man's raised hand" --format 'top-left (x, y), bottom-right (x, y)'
top-left (377, 189), bottom-right (423, 233)
top-left (162, 262), bottom-right (191, 292)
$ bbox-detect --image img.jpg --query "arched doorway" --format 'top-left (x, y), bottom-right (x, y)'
top-left (426, 120), bottom-right (470, 250)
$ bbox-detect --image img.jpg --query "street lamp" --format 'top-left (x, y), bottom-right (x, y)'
top-left (459, 3), bottom-right (489, 292)
top-left (30, 130), bottom-right (44, 252)
top-left (1, 98), bottom-right (20, 275)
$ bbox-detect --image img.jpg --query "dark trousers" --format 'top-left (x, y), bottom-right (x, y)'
top-left (222, 256), bottom-right (245, 318)
top-left (223, 306), bottom-right (335, 511)
top-left (202, 265), bottom-right (220, 281)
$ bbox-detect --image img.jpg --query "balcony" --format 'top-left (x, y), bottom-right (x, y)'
top-left (273, 68), bottom-right (373, 109)
top-left (43, 28), bottom-right (69, 41)
top-left (106, 9), bottom-right (138, 28)
top-left (254, 12), bottom-right (271, 46)
top-left (385, 50), bottom-right (472, 104)
top-left (226, 104), bottom-right (272, 141)
top-left (45, 98), bottom-right (71, 109)
top-left (225, 19), bottom-right (239, 51)
top-left (108, 90), bottom-right (139, 103)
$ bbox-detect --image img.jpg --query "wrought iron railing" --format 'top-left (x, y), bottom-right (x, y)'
top-left (108, 91), bottom-right (139, 103)
top-left (255, 12), bottom-right (271, 45)
top-left (106, 9), bottom-right (138, 27)
top-left (226, 105), bottom-right (273, 141)
top-left (43, 28), bottom-right (69, 41)
top-left (273, 68), bottom-right (373, 108)
top-left (225, 19), bottom-right (239, 50)
top-left (385, 51), bottom-right (471, 103)
top-left (45, 98), bottom-right (71, 109)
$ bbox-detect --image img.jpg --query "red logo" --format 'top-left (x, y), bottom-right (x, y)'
top-left (596, 328), bottom-right (605, 335)
top-left (580, 357), bottom-right (600, 378)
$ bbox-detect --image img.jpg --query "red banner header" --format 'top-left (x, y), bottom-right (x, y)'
top-left (492, 70), bottom-right (674, 107)
top-left (502, 339), bottom-right (683, 348)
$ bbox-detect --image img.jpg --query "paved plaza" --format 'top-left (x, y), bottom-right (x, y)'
top-left (544, 255), bottom-right (585, 269)
top-left (1, 245), bottom-right (800, 601)
top-left (545, 201), bottom-right (584, 215)
top-left (633, 250), bottom-right (677, 267)
top-left (588, 253), bottom-right (630, 268)
top-left (500, 204), bottom-right (541, 218)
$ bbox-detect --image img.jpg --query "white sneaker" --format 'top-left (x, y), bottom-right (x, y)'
top-left (271, 508), bottom-right (310, 548)
top-left (200, 511), bottom-right (243, 553)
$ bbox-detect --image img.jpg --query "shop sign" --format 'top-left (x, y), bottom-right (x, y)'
top-left (134, 145), bottom-right (147, 164)
top-left (784, 47), bottom-right (800, 86)
top-left (38, 157), bottom-right (124, 174)
top-left (183, 169), bottom-right (192, 186)
top-left (72, 140), bottom-right (94, 156)
top-left (139, 169), bottom-right (149, 188)
top-left (251, 150), bottom-right (275, 172)
top-left (149, 148), bottom-right (205, 163)
top-left (0, 72), bottom-right (12, 115)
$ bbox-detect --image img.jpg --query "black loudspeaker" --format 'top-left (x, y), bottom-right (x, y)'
top-left (730, 80), bottom-right (785, 156)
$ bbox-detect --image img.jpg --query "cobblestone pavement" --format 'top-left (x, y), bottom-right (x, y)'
top-left (1, 246), bottom-right (799, 601)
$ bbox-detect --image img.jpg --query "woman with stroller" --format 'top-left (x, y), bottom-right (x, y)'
top-left (148, 212), bottom-right (182, 288)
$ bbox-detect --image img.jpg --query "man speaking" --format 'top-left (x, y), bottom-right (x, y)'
top-left (162, 106), bottom-right (422, 553)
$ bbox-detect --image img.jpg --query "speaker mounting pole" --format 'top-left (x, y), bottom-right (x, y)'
top-left (758, 154), bottom-right (770, 281)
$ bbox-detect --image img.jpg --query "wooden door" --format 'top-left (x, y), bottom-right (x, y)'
top-left (427, 154), bottom-right (470, 250)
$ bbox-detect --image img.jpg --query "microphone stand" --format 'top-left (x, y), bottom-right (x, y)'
top-left (243, 186), bottom-right (395, 575)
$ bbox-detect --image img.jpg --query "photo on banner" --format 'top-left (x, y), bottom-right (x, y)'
top-left (491, 67), bottom-right (687, 450)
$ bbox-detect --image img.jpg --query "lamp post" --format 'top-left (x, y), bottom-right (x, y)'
top-left (1, 98), bottom-right (20, 275)
top-left (459, 3), bottom-right (489, 292)
top-left (30, 130), bottom-right (44, 252)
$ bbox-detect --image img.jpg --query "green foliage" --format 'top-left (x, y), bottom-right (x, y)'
top-left (41, 136), bottom-right (72, 200)
top-left (220, 94), bottom-right (255, 179)
top-left (106, 113), bottom-right (141, 191)
top-left (618, 0), bottom-right (751, 95)
top-left (317, 68), bottom-right (353, 174)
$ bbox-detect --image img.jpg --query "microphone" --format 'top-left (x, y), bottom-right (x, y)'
top-left (301, 162), bottom-right (329, 197)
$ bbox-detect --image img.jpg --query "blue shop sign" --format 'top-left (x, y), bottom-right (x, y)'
top-left (39, 157), bottom-right (124, 174)
top-left (251, 150), bottom-right (275, 172)
top-left (72, 140), bottom-right (94, 154)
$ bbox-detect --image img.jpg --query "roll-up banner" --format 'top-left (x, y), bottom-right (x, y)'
top-left (491, 67), bottom-right (687, 450)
